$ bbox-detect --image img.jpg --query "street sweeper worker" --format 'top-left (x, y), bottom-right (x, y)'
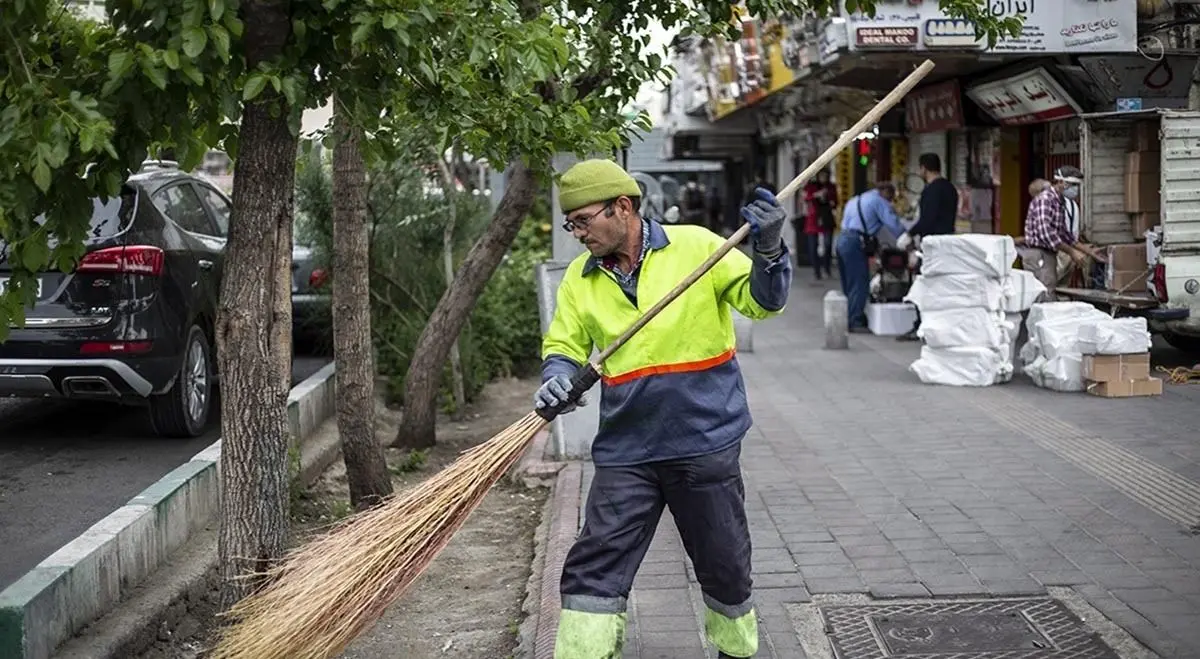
top-left (535, 158), bottom-right (791, 659)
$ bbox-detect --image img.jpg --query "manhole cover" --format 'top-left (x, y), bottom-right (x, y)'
top-left (818, 597), bottom-right (1121, 658)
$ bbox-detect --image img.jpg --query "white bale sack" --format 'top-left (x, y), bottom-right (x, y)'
top-left (920, 234), bottom-right (1017, 279)
top-left (1025, 301), bottom-right (1103, 334)
top-left (1034, 316), bottom-right (1098, 362)
top-left (1077, 317), bottom-right (1152, 355)
top-left (1003, 270), bottom-right (1047, 313)
top-left (1002, 313), bottom-right (1022, 369)
top-left (904, 274), bottom-right (1005, 312)
top-left (909, 345), bottom-right (1012, 387)
top-left (918, 308), bottom-right (1008, 349)
top-left (1026, 354), bottom-right (1085, 392)
top-left (1019, 302), bottom-right (1107, 366)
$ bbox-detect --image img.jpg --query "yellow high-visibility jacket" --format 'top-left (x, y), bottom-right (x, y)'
top-left (541, 220), bottom-right (791, 466)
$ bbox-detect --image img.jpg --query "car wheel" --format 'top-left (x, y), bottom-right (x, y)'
top-left (149, 325), bottom-right (213, 438)
top-left (1163, 332), bottom-right (1200, 356)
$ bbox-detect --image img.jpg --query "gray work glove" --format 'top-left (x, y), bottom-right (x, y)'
top-left (740, 187), bottom-right (786, 257)
top-left (533, 374), bottom-right (589, 414)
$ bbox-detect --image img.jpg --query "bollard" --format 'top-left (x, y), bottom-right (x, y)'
top-left (824, 290), bottom-right (849, 349)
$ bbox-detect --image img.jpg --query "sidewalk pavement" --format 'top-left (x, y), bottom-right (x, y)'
top-left (535, 275), bottom-right (1200, 659)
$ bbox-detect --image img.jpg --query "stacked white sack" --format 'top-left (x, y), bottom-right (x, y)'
top-left (1077, 316), bottom-right (1152, 355)
top-left (1022, 302), bottom-right (1111, 391)
top-left (906, 235), bottom-right (1037, 386)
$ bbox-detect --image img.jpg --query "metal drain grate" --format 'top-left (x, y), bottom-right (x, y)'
top-left (819, 597), bottom-right (1121, 659)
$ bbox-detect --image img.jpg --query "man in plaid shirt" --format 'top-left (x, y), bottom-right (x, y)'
top-left (1019, 166), bottom-right (1090, 300)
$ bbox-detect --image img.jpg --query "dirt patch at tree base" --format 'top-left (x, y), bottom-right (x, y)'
top-left (134, 375), bottom-right (546, 659)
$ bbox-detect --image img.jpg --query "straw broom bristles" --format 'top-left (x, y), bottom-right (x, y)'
top-left (206, 410), bottom-right (548, 659)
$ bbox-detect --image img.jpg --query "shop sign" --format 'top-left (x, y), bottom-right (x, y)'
top-left (1047, 118), bottom-right (1080, 155)
top-left (843, 0), bottom-right (1137, 53)
top-left (855, 26), bottom-right (918, 48)
top-left (904, 80), bottom-right (965, 133)
top-left (966, 67), bottom-right (1083, 126)
top-left (922, 18), bottom-right (982, 48)
top-left (1116, 97), bottom-right (1144, 112)
top-left (1079, 55), bottom-right (1194, 109)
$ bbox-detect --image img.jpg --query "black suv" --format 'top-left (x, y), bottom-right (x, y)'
top-left (0, 161), bottom-right (228, 437)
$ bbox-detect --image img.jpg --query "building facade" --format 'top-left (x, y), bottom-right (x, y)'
top-left (662, 0), bottom-right (1192, 246)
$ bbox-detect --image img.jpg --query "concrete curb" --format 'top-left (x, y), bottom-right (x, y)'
top-left (0, 364), bottom-right (338, 659)
top-left (529, 462), bottom-right (582, 659)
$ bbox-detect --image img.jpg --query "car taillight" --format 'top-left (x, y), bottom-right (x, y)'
top-left (1153, 263), bottom-right (1168, 302)
top-left (77, 246), bottom-right (165, 276)
top-left (80, 341), bottom-right (153, 355)
top-left (309, 268), bottom-right (328, 289)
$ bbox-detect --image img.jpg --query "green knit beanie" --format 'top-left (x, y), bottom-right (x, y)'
top-left (557, 159), bottom-right (642, 213)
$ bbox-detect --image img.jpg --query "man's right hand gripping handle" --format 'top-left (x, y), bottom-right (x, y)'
top-left (534, 363), bottom-right (601, 421)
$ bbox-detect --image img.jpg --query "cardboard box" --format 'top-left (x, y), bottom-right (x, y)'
top-left (1124, 171), bottom-right (1160, 212)
top-left (1107, 270), bottom-right (1148, 291)
top-left (1086, 377), bottom-right (1163, 398)
top-left (1131, 121), bottom-right (1160, 151)
top-left (1107, 243), bottom-right (1146, 270)
top-left (1132, 211), bottom-right (1159, 239)
top-left (1126, 150), bottom-right (1161, 175)
top-left (1083, 353), bottom-right (1150, 381)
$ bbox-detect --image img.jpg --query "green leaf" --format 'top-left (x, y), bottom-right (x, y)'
top-left (209, 24), bottom-right (231, 59)
top-left (181, 64), bottom-right (205, 86)
top-left (79, 126), bottom-right (96, 153)
top-left (224, 16), bottom-right (243, 38)
top-left (281, 77), bottom-right (300, 107)
top-left (31, 158), bottom-right (50, 192)
top-left (208, 0), bottom-right (224, 21)
top-left (382, 13), bottom-right (398, 30)
top-left (141, 60), bottom-right (168, 90)
top-left (352, 22), bottom-right (373, 46)
top-left (107, 51), bottom-right (134, 79)
top-left (163, 49), bottom-right (180, 70)
top-left (243, 74), bottom-right (269, 101)
top-left (182, 27), bottom-right (208, 58)
top-left (22, 237), bottom-right (49, 272)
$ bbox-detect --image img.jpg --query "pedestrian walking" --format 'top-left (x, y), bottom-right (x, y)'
top-left (802, 169), bottom-right (838, 280)
top-left (836, 181), bottom-right (908, 333)
top-left (537, 158), bottom-right (792, 659)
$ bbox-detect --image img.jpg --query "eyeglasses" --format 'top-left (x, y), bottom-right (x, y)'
top-left (561, 202), bottom-right (614, 233)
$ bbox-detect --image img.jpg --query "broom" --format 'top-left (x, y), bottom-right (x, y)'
top-left (207, 59), bottom-right (936, 659)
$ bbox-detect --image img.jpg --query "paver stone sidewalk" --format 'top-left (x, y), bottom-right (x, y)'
top-left (535, 279), bottom-right (1200, 659)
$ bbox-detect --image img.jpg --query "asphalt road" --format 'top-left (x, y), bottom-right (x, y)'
top-left (0, 355), bottom-right (329, 591)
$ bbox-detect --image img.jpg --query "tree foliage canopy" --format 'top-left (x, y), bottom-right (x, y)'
top-left (0, 0), bottom-right (1020, 337)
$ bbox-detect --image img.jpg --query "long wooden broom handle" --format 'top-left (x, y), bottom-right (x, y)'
top-left (592, 59), bottom-right (936, 367)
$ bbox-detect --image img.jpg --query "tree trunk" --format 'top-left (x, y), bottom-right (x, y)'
top-left (216, 0), bottom-right (297, 610)
top-left (437, 151), bottom-right (467, 421)
top-left (392, 160), bottom-right (539, 448)
top-left (332, 99), bottom-right (393, 509)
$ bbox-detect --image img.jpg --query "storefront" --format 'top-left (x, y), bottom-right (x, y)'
top-left (965, 65), bottom-right (1089, 237)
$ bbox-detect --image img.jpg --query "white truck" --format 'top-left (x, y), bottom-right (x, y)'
top-left (1056, 108), bottom-right (1200, 354)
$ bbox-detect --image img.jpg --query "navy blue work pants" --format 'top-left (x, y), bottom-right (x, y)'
top-left (556, 442), bottom-right (757, 657)
top-left (836, 231), bottom-right (870, 329)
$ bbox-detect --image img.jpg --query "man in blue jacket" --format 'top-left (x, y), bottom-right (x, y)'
top-left (836, 181), bottom-right (908, 333)
top-left (536, 159), bottom-right (791, 658)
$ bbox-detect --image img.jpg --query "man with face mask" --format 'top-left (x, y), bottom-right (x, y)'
top-left (538, 159), bottom-right (791, 659)
top-left (1019, 166), bottom-right (1089, 300)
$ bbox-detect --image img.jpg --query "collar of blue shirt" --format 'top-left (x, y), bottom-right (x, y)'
top-left (582, 219), bottom-right (671, 276)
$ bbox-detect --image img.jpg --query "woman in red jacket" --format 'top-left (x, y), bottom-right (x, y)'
top-left (802, 169), bottom-right (838, 280)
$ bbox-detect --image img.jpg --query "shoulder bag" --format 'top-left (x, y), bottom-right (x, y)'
top-left (855, 195), bottom-right (880, 256)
